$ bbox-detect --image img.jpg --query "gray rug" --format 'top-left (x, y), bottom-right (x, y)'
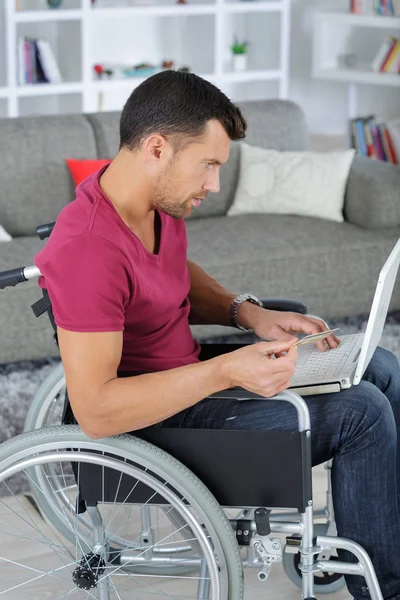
top-left (1, 312), bottom-right (400, 497)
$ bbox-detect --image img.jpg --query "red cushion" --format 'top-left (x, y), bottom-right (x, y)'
top-left (66, 158), bottom-right (111, 187)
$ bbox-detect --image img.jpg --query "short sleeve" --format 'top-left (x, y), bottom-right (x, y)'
top-left (35, 234), bottom-right (132, 332)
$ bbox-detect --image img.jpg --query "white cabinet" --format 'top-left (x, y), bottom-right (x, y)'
top-left (0, 0), bottom-right (291, 117)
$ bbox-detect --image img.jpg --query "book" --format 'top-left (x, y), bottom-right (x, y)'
top-left (371, 36), bottom-right (397, 72)
top-left (355, 0), bottom-right (399, 14)
top-left (363, 116), bottom-right (377, 158)
top-left (35, 39), bottom-right (62, 84)
top-left (356, 118), bottom-right (368, 156)
top-left (371, 124), bottom-right (387, 160)
top-left (33, 41), bottom-right (50, 84)
top-left (387, 121), bottom-right (400, 161)
top-left (350, 119), bottom-right (360, 154)
top-left (383, 125), bottom-right (398, 163)
top-left (380, 38), bottom-right (400, 71)
top-left (384, 40), bottom-right (400, 73)
top-left (17, 37), bottom-right (25, 85)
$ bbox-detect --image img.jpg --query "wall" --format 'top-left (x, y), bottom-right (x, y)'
top-left (289, 0), bottom-right (400, 135)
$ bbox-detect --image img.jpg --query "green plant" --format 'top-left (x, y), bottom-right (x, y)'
top-left (231, 36), bottom-right (248, 54)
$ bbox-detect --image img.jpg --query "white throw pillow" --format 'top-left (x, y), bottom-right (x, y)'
top-left (227, 143), bottom-right (356, 223)
top-left (0, 225), bottom-right (12, 242)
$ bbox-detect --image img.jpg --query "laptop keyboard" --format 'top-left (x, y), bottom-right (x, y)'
top-left (292, 333), bottom-right (363, 383)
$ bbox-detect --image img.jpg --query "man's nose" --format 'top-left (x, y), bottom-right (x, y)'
top-left (203, 172), bottom-right (220, 194)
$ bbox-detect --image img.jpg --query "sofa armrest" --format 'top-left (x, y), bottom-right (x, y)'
top-left (344, 156), bottom-right (400, 229)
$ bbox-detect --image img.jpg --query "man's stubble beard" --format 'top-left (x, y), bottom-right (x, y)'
top-left (150, 160), bottom-right (192, 220)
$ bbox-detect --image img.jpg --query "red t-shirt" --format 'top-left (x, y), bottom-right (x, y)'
top-left (34, 166), bottom-right (201, 374)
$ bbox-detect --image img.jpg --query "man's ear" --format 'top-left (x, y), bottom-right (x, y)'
top-left (143, 134), bottom-right (169, 162)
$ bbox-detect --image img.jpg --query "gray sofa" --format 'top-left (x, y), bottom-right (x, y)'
top-left (0, 99), bottom-right (399, 364)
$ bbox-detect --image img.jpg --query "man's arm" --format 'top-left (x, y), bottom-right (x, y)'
top-left (187, 259), bottom-right (263, 329)
top-left (58, 327), bottom-right (297, 439)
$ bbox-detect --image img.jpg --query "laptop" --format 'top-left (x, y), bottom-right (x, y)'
top-left (289, 238), bottom-right (400, 396)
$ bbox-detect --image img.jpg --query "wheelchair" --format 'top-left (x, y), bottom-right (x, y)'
top-left (0, 222), bottom-right (384, 600)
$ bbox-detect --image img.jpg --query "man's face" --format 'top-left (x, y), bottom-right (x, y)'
top-left (150, 120), bottom-right (231, 219)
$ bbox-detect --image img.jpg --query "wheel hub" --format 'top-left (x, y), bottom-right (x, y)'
top-left (72, 553), bottom-right (105, 589)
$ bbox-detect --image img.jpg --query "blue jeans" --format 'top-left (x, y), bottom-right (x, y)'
top-left (156, 345), bottom-right (400, 600)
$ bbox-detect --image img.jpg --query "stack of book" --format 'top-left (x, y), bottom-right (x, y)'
top-left (372, 36), bottom-right (400, 72)
top-left (350, 115), bottom-right (399, 163)
top-left (17, 37), bottom-right (63, 85)
top-left (350, 0), bottom-right (400, 15)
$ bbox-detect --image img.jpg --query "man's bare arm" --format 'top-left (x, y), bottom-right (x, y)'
top-left (58, 326), bottom-right (297, 440)
top-left (58, 327), bottom-right (231, 439)
top-left (187, 259), bottom-right (263, 329)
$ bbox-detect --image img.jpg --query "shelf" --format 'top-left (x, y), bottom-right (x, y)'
top-left (17, 82), bottom-right (84, 96)
top-left (314, 65), bottom-right (400, 87)
top-left (224, 1), bottom-right (283, 12)
top-left (14, 9), bottom-right (83, 23)
top-left (222, 69), bottom-right (282, 82)
top-left (90, 70), bottom-right (281, 89)
top-left (91, 4), bottom-right (216, 17)
top-left (0, 88), bottom-right (9, 99)
top-left (91, 72), bottom-right (217, 91)
top-left (315, 10), bottom-right (400, 29)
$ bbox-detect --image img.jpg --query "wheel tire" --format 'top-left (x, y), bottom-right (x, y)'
top-left (23, 366), bottom-right (199, 576)
top-left (282, 523), bottom-right (346, 594)
top-left (0, 426), bottom-right (244, 599)
top-left (23, 361), bottom-right (65, 432)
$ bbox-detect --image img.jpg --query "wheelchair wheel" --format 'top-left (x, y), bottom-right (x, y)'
top-left (0, 425), bottom-right (243, 599)
top-left (23, 360), bottom-right (66, 430)
top-left (282, 523), bottom-right (346, 594)
top-left (23, 364), bottom-right (200, 576)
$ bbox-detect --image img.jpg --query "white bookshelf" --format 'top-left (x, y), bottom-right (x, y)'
top-left (1, 0), bottom-right (291, 118)
top-left (312, 10), bottom-right (400, 119)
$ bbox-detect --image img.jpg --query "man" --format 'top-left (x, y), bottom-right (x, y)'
top-left (35, 71), bottom-right (400, 599)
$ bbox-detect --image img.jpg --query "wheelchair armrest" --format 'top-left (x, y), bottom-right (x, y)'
top-left (207, 387), bottom-right (311, 430)
top-left (260, 298), bottom-right (307, 314)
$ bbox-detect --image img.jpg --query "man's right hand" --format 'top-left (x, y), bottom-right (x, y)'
top-left (221, 339), bottom-right (299, 398)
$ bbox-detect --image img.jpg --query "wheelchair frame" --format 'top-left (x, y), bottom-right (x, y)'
top-left (0, 221), bottom-right (385, 600)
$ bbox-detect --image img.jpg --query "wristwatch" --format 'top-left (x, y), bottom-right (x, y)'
top-left (228, 293), bottom-right (263, 331)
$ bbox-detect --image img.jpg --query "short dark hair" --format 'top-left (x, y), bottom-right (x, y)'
top-left (119, 70), bottom-right (247, 152)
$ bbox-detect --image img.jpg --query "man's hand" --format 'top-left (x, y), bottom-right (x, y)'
top-left (238, 304), bottom-right (340, 353)
top-left (222, 339), bottom-right (298, 397)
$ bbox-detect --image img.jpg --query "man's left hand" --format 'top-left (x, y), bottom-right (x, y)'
top-left (241, 306), bottom-right (340, 353)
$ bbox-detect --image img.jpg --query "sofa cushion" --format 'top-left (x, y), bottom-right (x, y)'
top-left (186, 214), bottom-right (400, 328)
top-left (237, 99), bottom-right (307, 152)
top-left (345, 156), bottom-right (400, 229)
top-left (0, 114), bottom-right (98, 237)
top-left (85, 111), bottom-right (120, 158)
top-left (66, 158), bottom-right (111, 187)
top-left (0, 225), bottom-right (12, 242)
top-left (228, 144), bottom-right (355, 223)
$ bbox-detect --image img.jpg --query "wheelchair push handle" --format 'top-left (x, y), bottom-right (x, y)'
top-left (0, 267), bottom-right (27, 289)
top-left (0, 265), bottom-right (40, 290)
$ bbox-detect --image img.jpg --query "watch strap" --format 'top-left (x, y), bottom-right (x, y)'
top-left (228, 294), bottom-right (263, 331)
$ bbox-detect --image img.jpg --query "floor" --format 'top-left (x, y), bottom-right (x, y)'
top-left (0, 463), bottom-right (354, 600)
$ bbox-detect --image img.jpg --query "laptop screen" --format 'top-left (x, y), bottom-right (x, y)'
top-left (354, 238), bottom-right (400, 384)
